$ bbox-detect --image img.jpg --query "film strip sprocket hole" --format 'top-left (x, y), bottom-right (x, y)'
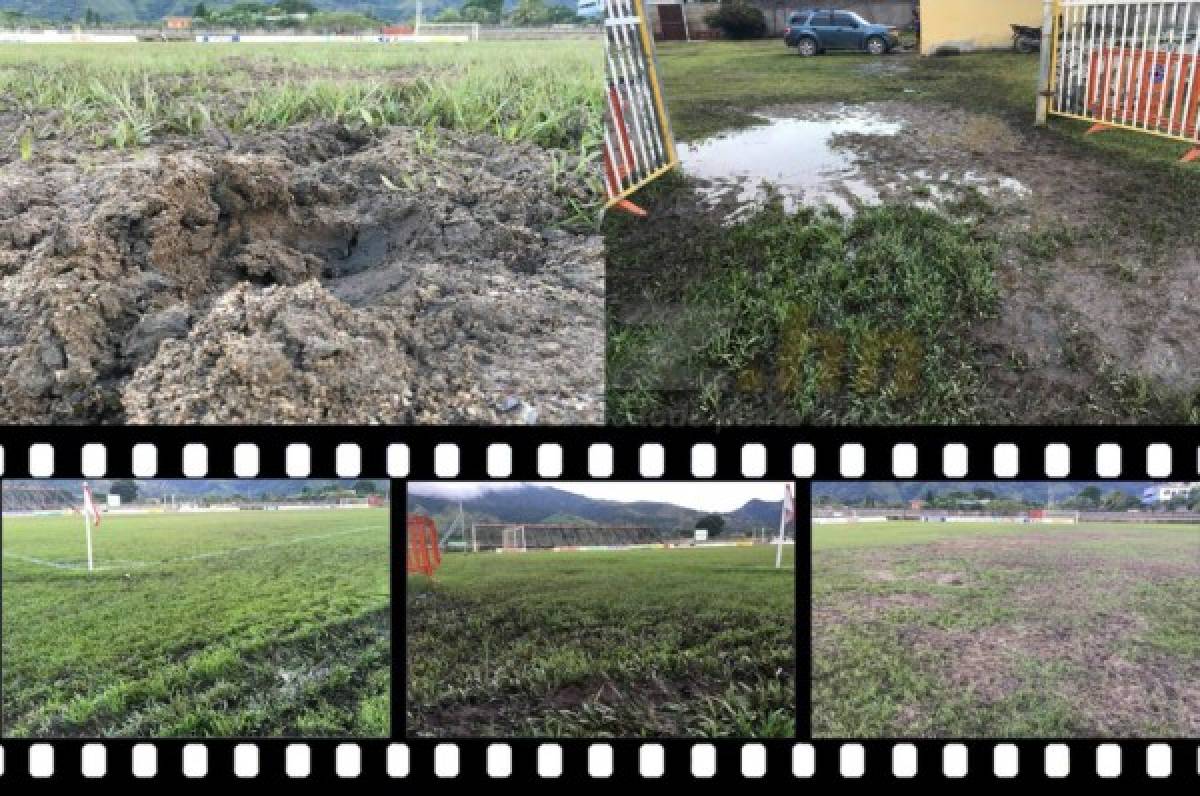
top-left (1, 430), bottom-right (1200, 480)
top-left (0, 426), bottom-right (1197, 780)
top-left (0, 740), bottom-right (1195, 779)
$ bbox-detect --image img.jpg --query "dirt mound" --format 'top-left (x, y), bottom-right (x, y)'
top-left (0, 123), bottom-right (602, 423)
top-left (122, 281), bottom-right (412, 423)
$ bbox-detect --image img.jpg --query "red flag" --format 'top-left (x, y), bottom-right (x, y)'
top-left (83, 482), bottom-right (101, 527)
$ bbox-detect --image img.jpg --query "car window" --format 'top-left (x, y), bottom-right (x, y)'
top-left (810, 12), bottom-right (834, 26)
top-left (788, 12), bottom-right (806, 25)
top-left (832, 12), bottom-right (859, 27)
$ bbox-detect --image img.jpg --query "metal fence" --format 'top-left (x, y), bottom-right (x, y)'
top-left (604, 0), bottom-right (678, 215)
top-left (1047, 0), bottom-right (1200, 160)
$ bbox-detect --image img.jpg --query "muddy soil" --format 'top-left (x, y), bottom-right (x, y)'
top-left (0, 123), bottom-right (603, 423)
top-left (667, 99), bottom-right (1200, 421)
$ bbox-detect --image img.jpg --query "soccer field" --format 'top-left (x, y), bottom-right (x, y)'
top-left (813, 521), bottom-right (1200, 737)
top-left (2, 508), bottom-right (390, 738)
top-left (406, 545), bottom-right (796, 738)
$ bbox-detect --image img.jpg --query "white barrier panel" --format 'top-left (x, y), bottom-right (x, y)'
top-left (1047, 0), bottom-right (1200, 161)
top-left (604, 0), bottom-right (678, 213)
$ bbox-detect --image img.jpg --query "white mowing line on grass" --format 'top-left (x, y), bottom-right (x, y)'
top-left (1, 525), bottom-right (385, 572)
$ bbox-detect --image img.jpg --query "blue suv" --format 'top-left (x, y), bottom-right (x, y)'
top-left (785, 9), bottom-right (900, 56)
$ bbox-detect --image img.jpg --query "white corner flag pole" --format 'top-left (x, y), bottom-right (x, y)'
top-left (775, 484), bottom-right (791, 570)
top-left (83, 487), bottom-right (95, 573)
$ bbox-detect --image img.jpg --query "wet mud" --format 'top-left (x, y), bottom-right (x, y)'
top-left (665, 99), bottom-right (1200, 421)
top-left (0, 123), bottom-right (603, 424)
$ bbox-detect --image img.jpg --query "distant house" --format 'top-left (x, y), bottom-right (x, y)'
top-left (1141, 482), bottom-right (1200, 504)
top-left (164, 16), bottom-right (193, 30)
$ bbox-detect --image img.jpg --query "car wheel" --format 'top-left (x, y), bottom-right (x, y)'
top-left (797, 37), bottom-right (818, 56)
top-left (866, 36), bottom-right (886, 55)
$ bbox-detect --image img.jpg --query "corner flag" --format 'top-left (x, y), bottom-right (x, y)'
top-left (82, 482), bottom-right (100, 572)
top-left (776, 483), bottom-right (794, 569)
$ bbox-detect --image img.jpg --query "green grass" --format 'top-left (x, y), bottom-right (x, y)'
top-left (2, 508), bottom-right (390, 737)
top-left (407, 545), bottom-right (795, 738)
top-left (1, 41), bottom-right (602, 156)
top-left (608, 198), bottom-right (998, 424)
top-left (812, 520), bottom-right (1200, 737)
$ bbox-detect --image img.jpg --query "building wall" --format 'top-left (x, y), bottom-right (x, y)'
top-left (648, 1), bottom-right (915, 39)
top-left (918, 0), bottom-right (1042, 55)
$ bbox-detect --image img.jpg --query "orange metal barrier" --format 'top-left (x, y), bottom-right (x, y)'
top-left (406, 514), bottom-right (441, 577)
top-left (1048, 1), bottom-right (1200, 163)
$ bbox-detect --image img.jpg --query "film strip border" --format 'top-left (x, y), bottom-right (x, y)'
top-left (2, 425), bottom-right (1199, 780)
top-left (1, 426), bottom-right (1200, 480)
top-left (0, 739), bottom-right (1194, 780)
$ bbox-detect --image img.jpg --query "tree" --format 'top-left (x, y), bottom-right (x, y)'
top-left (275, 0), bottom-right (317, 13)
top-left (510, 0), bottom-right (553, 26)
top-left (465, 0), bottom-right (504, 16)
top-left (110, 480), bottom-right (139, 504)
top-left (695, 514), bottom-right (726, 536)
top-left (704, 1), bottom-right (766, 40)
top-left (354, 480), bottom-right (380, 497)
top-left (194, 2), bottom-right (210, 18)
top-left (1076, 485), bottom-right (1104, 508)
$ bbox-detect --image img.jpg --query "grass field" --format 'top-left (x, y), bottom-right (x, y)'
top-left (407, 545), bottom-right (795, 738)
top-left (607, 43), bottom-right (1200, 425)
top-left (812, 520), bottom-right (1200, 737)
top-left (2, 508), bottom-right (390, 737)
top-left (2, 42), bottom-right (601, 158)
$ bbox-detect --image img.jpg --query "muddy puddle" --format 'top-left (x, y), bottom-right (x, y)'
top-left (678, 110), bottom-right (901, 219)
top-left (678, 106), bottom-right (1036, 220)
top-left (0, 123), bottom-right (603, 424)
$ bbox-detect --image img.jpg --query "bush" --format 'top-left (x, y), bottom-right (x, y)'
top-left (704, 1), bottom-right (767, 40)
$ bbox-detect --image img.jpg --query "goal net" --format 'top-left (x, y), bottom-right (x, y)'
top-left (501, 525), bottom-right (526, 553)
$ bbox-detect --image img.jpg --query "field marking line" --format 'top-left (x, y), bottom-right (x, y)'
top-left (2, 525), bottom-right (385, 572)
top-left (1, 553), bottom-right (92, 571)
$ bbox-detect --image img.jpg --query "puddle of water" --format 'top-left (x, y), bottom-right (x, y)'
top-left (678, 110), bottom-right (903, 220)
top-left (910, 169), bottom-right (1031, 201)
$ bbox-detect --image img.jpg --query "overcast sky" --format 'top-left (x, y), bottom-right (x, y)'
top-left (407, 482), bottom-right (791, 513)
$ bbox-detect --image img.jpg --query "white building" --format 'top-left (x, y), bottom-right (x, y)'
top-left (1142, 482), bottom-right (1200, 504)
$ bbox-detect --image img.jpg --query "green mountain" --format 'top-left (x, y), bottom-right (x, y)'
top-left (406, 484), bottom-right (785, 535)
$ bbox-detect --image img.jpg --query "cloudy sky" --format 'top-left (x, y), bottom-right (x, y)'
top-left (407, 482), bottom-right (792, 513)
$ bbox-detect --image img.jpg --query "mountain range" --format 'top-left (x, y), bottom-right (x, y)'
top-left (407, 484), bottom-right (785, 533)
top-left (0, 0), bottom-right (573, 23)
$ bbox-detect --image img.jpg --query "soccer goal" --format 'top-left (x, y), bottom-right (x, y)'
top-left (469, 523), bottom-right (660, 552)
top-left (1028, 509), bottom-right (1081, 524)
top-left (501, 525), bottom-right (527, 553)
top-left (417, 23), bottom-right (481, 41)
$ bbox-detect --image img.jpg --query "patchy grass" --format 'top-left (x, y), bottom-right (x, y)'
top-left (608, 192), bottom-right (998, 424)
top-left (406, 545), bottom-right (795, 737)
top-left (0, 42), bottom-right (601, 158)
top-left (812, 520), bottom-right (1200, 737)
top-left (2, 508), bottom-right (390, 737)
